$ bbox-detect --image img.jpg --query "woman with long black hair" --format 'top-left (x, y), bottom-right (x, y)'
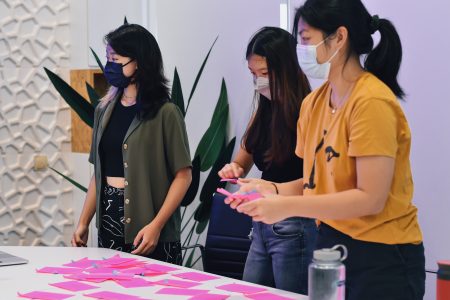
top-left (218, 27), bottom-right (315, 294)
top-left (72, 24), bottom-right (192, 265)
top-left (231, 1), bottom-right (425, 299)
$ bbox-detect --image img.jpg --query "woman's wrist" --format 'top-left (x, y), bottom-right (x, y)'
top-left (231, 161), bottom-right (243, 169)
top-left (270, 182), bottom-right (279, 194)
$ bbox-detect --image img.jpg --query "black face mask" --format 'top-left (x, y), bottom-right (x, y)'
top-left (104, 60), bottom-right (134, 88)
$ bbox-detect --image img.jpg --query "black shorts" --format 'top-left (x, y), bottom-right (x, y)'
top-left (316, 223), bottom-right (425, 300)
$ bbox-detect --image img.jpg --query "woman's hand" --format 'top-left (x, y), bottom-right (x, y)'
top-left (237, 194), bottom-right (293, 224)
top-left (131, 222), bottom-right (161, 256)
top-left (218, 162), bottom-right (244, 179)
top-left (224, 178), bottom-right (277, 209)
top-left (71, 224), bottom-right (89, 247)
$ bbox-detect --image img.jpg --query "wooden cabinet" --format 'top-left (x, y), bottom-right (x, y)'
top-left (69, 69), bottom-right (108, 153)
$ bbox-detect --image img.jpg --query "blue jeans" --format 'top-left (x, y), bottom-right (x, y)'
top-left (243, 217), bottom-right (317, 294)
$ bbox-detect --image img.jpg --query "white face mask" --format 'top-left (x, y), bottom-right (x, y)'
top-left (296, 38), bottom-right (340, 80)
top-left (254, 76), bottom-right (271, 100)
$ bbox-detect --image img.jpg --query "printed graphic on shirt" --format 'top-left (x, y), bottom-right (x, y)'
top-left (303, 130), bottom-right (340, 190)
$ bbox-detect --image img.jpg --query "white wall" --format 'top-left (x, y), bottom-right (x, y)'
top-left (151, 0), bottom-right (280, 173)
top-left (0, 0), bottom-right (74, 246)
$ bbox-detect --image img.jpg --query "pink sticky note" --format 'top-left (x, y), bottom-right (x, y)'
top-left (154, 278), bottom-right (200, 288)
top-left (18, 291), bottom-right (74, 300)
top-left (174, 271), bottom-right (220, 282)
top-left (86, 267), bottom-right (118, 274)
top-left (37, 267), bottom-right (83, 274)
top-left (98, 256), bottom-right (137, 266)
top-left (50, 280), bottom-right (99, 292)
top-left (216, 283), bottom-right (267, 294)
top-left (156, 287), bottom-right (209, 296)
top-left (64, 274), bottom-right (106, 283)
top-left (144, 263), bottom-right (179, 273)
top-left (114, 278), bottom-right (155, 288)
top-left (216, 188), bottom-right (233, 197)
top-left (189, 294), bottom-right (230, 300)
top-left (119, 267), bottom-right (147, 275)
top-left (67, 272), bottom-right (134, 281)
top-left (216, 188), bottom-right (262, 201)
top-left (84, 291), bottom-right (142, 300)
top-left (246, 292), bottom-right (295, 300)
top-left (64, 257), bottom-right (99, 269)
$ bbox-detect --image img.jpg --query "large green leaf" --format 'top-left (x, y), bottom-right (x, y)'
top-left (194, 137), bottom-right (236, 225)
top-left (180, 155), bottom-right (200, 207)
top-left (44, 67), bottom-right (94, 128)
top-left (184, 248), bottom-right (196, 268)
top-left (210, 79), bottom-right (229, 125)
top-left (195, 113), bottom-right (227, 172)
top-left (171, 67), bottom-right (185, 117)
top-left (194, 79), bottom-right (229, 171)
top-left (90, 47), bottom-right (104, 73)
top-left (183, 233), bottom-right (202, 268)
top-left (49, 167), bottom-right (87, 193)
top-left (86, 82), bottom-right (100, 108)
top-left (200, 137), bottom-right (236, 202)
top-left (195, 217), bottom-right (209, 235)
top-left (185, 36), bottom-right (218, 113)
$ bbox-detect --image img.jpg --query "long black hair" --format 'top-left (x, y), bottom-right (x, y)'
top-left (243, 27), bottom-right (311, 166)
top-left (293, 0), bottom-right (405, 98)
top-left (105, 24), bottom-right (170, 119)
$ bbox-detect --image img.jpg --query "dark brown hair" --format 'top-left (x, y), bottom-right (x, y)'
top-left (243, 27), bottom-right (311, 165)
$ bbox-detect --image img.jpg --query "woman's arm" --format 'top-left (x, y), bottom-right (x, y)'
top-left (237, 156), bottom-right (395, 223)
top-left (71, 175), bottom-right (97, 247)
top-left (218, 147), bottom-right (254, 178)
top-left (226, 177), bottom-right (304, 209)
top-left (132, 167), bottom-right (192, 255)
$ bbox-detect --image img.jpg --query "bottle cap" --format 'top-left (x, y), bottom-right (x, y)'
top-left (314, 244), bottom-right (348, 262)
top-left (313, 248), bottom-right (341, 261)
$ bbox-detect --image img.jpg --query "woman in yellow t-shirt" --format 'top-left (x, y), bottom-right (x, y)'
top-left (229, 0), bottom-right (425, 299)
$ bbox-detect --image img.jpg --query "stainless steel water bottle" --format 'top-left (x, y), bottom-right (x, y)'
top-left (309, 244), bottom-right (347, 300)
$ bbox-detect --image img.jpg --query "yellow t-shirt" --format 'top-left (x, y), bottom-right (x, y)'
top-left (296, 72), bottom-right (422, 244)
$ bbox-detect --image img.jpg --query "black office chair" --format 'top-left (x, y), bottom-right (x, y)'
top-left (183, 193), bottom-right (252, 280)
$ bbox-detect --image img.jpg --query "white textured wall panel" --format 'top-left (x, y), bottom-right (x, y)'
top-left (0, 0), bottom-right (73, 246)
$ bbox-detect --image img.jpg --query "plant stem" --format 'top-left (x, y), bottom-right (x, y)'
top-left (182, 221), bottom-right (197, 248)
top-left (181, 211), bottom-right (196, 233)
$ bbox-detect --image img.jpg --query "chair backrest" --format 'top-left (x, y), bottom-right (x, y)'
top-left (203, 193), bottom-right (252, 280)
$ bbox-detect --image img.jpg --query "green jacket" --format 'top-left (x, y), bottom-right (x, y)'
top-left (89, 96), bottom-right (192, 243)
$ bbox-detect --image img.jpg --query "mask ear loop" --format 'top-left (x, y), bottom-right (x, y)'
top-left (122, 59), bottom-right (134, 67)
top-left (320, 33), bottom-right (341, 64)
top-left (123, 59), bottom-right (138, 85)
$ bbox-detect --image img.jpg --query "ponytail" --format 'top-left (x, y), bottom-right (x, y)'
top-left (365, 17), bottom-right (405, 98)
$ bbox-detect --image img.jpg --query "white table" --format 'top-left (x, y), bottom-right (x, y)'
top-left (0, 246), bottom-right (307, 299)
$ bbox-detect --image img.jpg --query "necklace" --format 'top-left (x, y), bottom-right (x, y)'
top-left (330, 83), bottom-right (354, 114)
top-left (121, 92), bottom-right (136, 106)
top-left (122, 93), bottom-right (134, 99)
top-left (121, 96), bottom-right (136, 106)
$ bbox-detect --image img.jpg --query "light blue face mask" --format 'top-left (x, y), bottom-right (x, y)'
top-left (296, 38), bottom-right (340, 80)
top-left (254, 76), bottom-right (271, 100)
